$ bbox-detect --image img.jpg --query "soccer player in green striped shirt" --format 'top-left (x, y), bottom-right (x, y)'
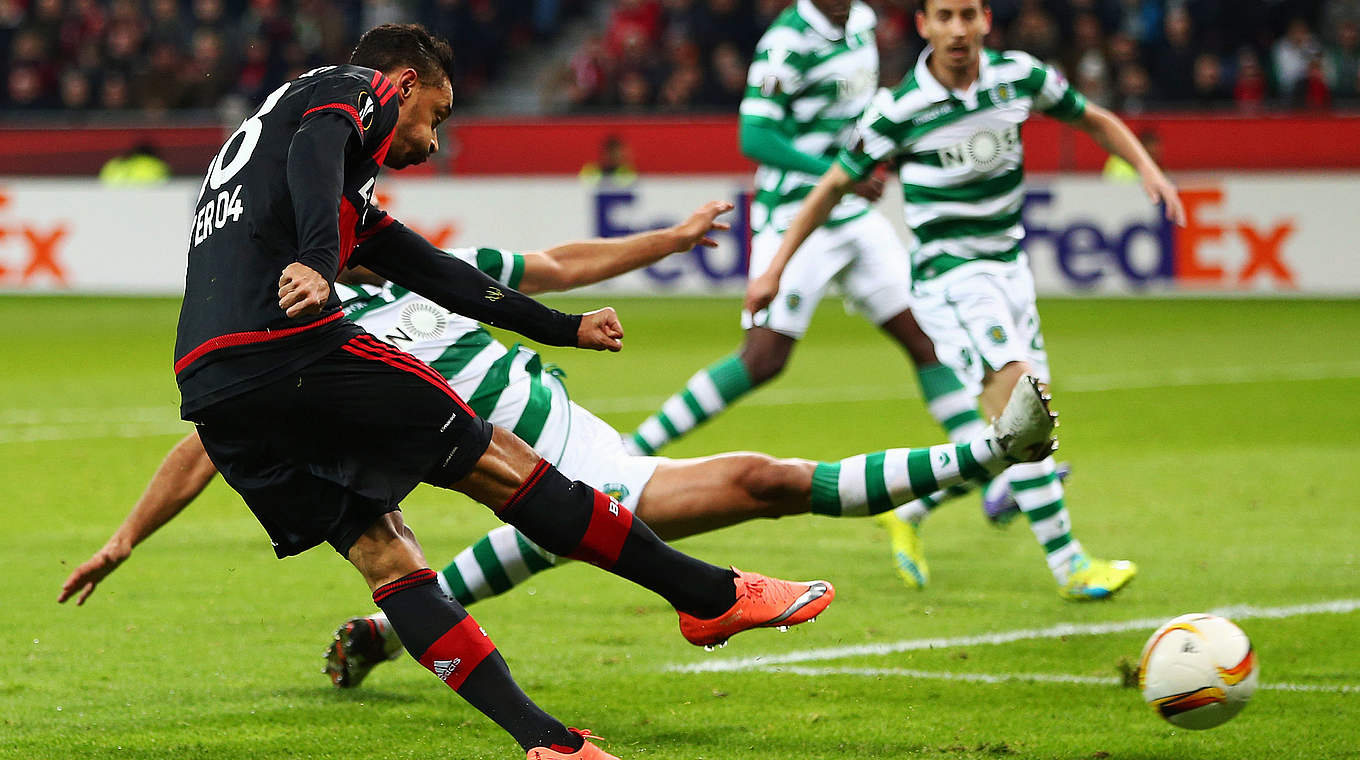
top-left (624, 1), bottom-right (995, 523)
top-left (749, 0), bottom-right (1187, 600)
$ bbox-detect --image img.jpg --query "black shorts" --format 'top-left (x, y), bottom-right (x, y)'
top-left (192, 333), bottom-right (493, 558)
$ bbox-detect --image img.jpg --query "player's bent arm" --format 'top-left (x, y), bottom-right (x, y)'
top-left (743, 163), bottom-right (855, 314)
top-left (1071, 104), bottom-right (1186, 226)
top-left (58, 431), bottom-right (219, 605)
top-left (354, 221), bottom-right (621, 349)
top-left (285, 113), bottom-right (357, 285)
top-left (517, 200), bottom-right (735, 294)
top-left (740, 116), bottom-right (834, 176)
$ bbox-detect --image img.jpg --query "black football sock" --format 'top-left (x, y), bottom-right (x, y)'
top-left (373, 569), bottom-right (582, 753)
top-left (497, 459), bottom-right (738, 619)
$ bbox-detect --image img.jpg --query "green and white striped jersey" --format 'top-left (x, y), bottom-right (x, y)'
top-left (742, 0), bottom-right (879, 234)
top-left (336, 247), bottom-right (572, 462)
top-left (837, 47), bottom-right (1086, 281)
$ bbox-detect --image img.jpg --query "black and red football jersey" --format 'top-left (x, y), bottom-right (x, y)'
top-left (174, 64), bottom-right (401, 415)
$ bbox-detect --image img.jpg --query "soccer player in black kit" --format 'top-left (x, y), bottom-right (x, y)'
top-left (170, 24), bottom-right (834, 760)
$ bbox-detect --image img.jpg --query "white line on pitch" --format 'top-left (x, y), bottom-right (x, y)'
top-left (3, 359), bottom-right (1359, 443)
top-left (759, 666), bottom-right (1360, 693)
top-left (0, 422), bottom-right (190, 444)
top-left (582, 359), bottom-right (1360, 414)
top-left (665, 599), bottom-right (1360, 674)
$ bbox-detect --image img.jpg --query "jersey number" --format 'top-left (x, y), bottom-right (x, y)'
top-left (197, 81), bottom-right (290, 203)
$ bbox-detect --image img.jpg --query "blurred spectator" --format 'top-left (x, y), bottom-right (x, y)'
top-left (145, 0), bottom-right (187, 49)
top-left (1115, 63), bottom-right (1151, 113)
top-left (1102, 129), bottom-right (1161, 182)
top-left (1011, 5), bottom-right (1061, 62)
top-left (1115, 0), bottom-right (1162, 44)
top-left (99, 140), bottom-right (171, 184)
top-left (1190, 52), bottom-right (1231, 107)
top-left (1234, 48), bottom-right (1271, 112)
top-left (579, 134), bottom-right (637, 184)
top-left (705, 42), bottom-right (746, 108)
top-left (1274, 18), bottom-right (1322, 96)
top-left (657, 63), bottom-right (702, 110)
top-left (6, 65), bottom-right (53, 110)
top-left (99, 71), bottom-right (131, 109)
top-left (1149, 7), bottom-right (1197, 101)
top-left (178, 28), bottom-right (232, 109)
top-left (1301, 55), bottom-right (1333, 108)
top-left (1327, 19), bottom-right (1360, 98)
top-left (361, 0), bottom-right (409, 31)
top-left (606, 0), bottom-right (662, 56)
top-left (58, 66), bottom-right (94, 112)
top-left (617, 68), bottom-right (652, 109)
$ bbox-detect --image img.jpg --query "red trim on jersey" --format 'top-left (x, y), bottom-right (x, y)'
top-left (417, 615), bottom-right (497, 691)
top-left (372, 128), bottom-right (395, 166)
top-left (501, 458), bottom-right (552, 513)
top-left (340, 335), bottom-right (474, 416)
top-left (571, 489), bottom-right (635, 570)
top-left (371, 568), bottom-right (439, 603)
top-left (302, 103), bottom-right (364, 135)
top-left (337, 196), bottom-right (360, 270)
top-left (174, 311), bottom-right (344, 375)
top-left (351, 333), bottom-right (460, 395)
top-left (356, 213), bottom-right (394, 243)
top-left (375, 74), bottom-right (397, 106)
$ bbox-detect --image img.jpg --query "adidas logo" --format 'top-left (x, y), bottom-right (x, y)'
top-left (433, 657), bottom-right (461, 682)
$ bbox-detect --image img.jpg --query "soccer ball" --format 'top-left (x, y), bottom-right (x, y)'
top-left (1138, 613), bottom-right (1258, 730)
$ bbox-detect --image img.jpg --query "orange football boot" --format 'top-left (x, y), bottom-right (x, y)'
top-left (526, 729), bottom-right (617, 760)
top-left (677, 568), bottom-right (834, 649)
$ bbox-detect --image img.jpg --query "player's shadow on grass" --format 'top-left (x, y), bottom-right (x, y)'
top-left (271, 685), bottom-right (435, 705)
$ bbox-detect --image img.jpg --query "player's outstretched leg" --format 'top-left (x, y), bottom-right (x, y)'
top-left (321, 386), bottom-right (1058, 687)
top-left (453, 426), bottom-right (836, 647)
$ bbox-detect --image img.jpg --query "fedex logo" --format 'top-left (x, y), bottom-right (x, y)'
top-left (1024, 185), bottom-right (1296, 290)
top-left (0, 189), bottom-right (69, 287)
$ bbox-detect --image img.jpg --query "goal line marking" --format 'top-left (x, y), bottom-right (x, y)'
top-left (665, 598), bottom-right (1360, 675)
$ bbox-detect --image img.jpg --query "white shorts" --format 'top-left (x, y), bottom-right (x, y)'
top-left (742, 210), bottom-right (914, 339)
top-left (552, 400), bottom-right (662, 514)
top-left (910, 256), bottom-right (1050, 398)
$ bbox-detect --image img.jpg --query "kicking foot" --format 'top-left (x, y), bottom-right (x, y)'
top-left (982, 462), bottom-right (1072, 526)
top-left (677, 568), bottom-right (834, 650)
top-left (323, 616), bottom-right (403, 688)
top-left (986, 375), bottom-right (1058, 463)
top-left (875, 512), bottom-right (928, 589)
top-left (1058, 556), bottom-right (1137, 601)
top-left (527, 729), bottom-right (618, 760)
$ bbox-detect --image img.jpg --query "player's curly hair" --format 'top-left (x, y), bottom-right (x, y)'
top-left (349, 24), bottom-right (456, 88)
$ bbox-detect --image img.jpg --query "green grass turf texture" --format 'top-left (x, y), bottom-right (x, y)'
top-left (2, 295), bottom-right (1357, 760)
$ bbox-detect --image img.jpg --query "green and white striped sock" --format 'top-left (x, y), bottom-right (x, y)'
top-left (810, 440), bottom-right (1002, 517)
top-left (916, 363), bottom-right (986, 442)
top-left (888, 364), bottom-right (989, 524)
top-left (626, 353), bottom-right (754, 455)
top-left (1006, 458), bottom-right (1085, 583)
top-left (437, 525), bottom-right (559, 606)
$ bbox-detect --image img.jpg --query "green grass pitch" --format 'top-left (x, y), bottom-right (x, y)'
top-left (2, 295), bottom-right (1357, 759)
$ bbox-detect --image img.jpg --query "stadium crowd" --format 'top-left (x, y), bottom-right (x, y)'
top-left (2, 0), bottom-right (1358, 115)
top-left (0, 0), bottom-right (584, 115)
